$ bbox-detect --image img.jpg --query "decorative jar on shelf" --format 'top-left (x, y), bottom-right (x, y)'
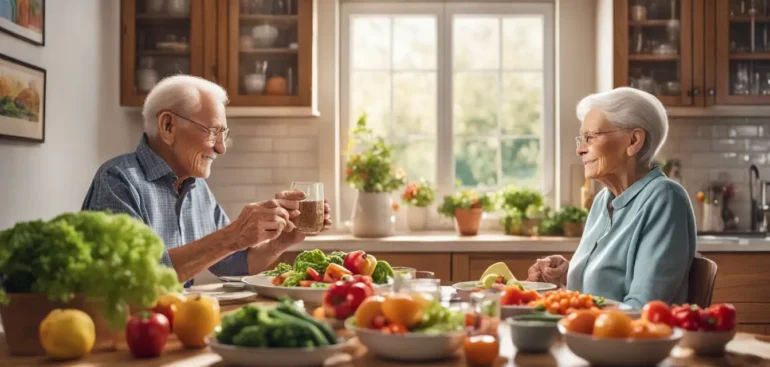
top-left (136, 57), bottom-right (159, 93)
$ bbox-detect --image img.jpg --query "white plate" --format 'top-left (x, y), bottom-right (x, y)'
top-left (501, 298), bottom-right (638, 319)
top-left (344, 318), bottom-right (465, 362)
top-left (558, 323), bottom-right (683, 366)
top-left (242, 274), bottom-right (390, 305)
top-left (451, 280), bottom-right (558, 301)
top-left (208, 338), bottom-right (349, 367)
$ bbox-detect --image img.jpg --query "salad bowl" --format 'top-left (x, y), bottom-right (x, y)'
top-left (344, 318), bottom-right (465, 362)
top-left (452, 280), bottom-right (557, 301)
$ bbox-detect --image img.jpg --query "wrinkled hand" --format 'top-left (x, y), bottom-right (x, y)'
top-left (526, 255), bottom-right (569, 288)
top-left (230, 195), bottom-right (300, 250)
top-left (267, 191), bottom-right (334, 254)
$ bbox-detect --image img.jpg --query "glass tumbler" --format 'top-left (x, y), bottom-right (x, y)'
top-left (289, 182), bottom-right (324, 233)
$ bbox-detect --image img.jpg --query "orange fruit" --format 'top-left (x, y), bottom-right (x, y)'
top-left (593, 311), bottom-right (632, 339)
top-left (381, 294), bottom-right (424, 328)
top-left (629, 319), bottom-right (656, 339)
top-left (648, 322), bottom-right (673, 338)
top-left (354, 295), bottom-right (385, 329)
top-left (561, 310), bottom-right (599, 335)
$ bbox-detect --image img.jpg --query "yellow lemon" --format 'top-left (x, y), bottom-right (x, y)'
top-left (39, 309), bottom-right (95, 360)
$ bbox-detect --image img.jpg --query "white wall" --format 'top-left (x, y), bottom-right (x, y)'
top-left (0, 0), bottom-right (143, 229)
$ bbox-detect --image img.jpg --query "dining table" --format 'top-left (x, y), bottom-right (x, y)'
top-left (1, 284), bottom-right (769, 367)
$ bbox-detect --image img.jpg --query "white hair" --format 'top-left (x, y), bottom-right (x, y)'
top-left (141, 75), bottom-right (229, 138)
top-left (576, 87), bottom-right (668, 168)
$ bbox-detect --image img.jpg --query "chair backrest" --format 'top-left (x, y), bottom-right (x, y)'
top-left (687, 255), bottom-right (719, 308)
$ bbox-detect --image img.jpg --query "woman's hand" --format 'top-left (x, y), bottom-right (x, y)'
top-left (526, 255), bottom-right (569, 288)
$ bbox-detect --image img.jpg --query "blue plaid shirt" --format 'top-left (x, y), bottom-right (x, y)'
top-left (82, 135), bottom-right (248, 286)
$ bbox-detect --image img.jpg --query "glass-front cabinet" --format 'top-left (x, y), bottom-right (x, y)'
top-left (715, 0), bottom-right (770, 104)
top-left (614, 0), bottom-right (697, 106)
top-left (121, 0), bottom-right (315, 111)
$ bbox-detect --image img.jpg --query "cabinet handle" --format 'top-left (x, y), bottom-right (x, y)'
top-left (708, 88), bottom-right (716, 96)
top-left (688, 88), bottom-right (701, 96)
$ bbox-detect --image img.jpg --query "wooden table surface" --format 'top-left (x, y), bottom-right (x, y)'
top-left (2, 286), bottom-right (770, 367)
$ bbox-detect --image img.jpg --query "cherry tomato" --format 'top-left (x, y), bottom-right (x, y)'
top-left (641, 301), bottom-right (674, 327)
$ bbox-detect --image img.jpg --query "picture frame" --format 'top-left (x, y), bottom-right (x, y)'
top-left (0, 52), bottom-right (46, 143)
top-left (0, 0), bottom-right (45, 46)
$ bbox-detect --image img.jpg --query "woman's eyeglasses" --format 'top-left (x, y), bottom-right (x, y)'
top-left (574, 128), bottom-right (629, 147)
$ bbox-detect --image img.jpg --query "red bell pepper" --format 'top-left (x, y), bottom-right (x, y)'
top-left (707, 304), bottom-right (737, 331)
top-left (671, 304), bottom-right (700, 331)
top-left (343, 250), bottom-right (378, 276)
top-left (323, 263), bottom-right (352, 283)
top-left (126, 311), bottom-right (170, 358)
top-left (307, 268), bottom-right (322, 281)
top-left (322, 277), bottom-right (374, 319)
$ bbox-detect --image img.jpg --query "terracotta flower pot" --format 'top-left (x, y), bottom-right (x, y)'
top-left (519, 218), bottom-right (542, 236)
top-left (0, 293), bottom-right (124, 356)
top-left (563, 222), bottom-right (585, 237)
top-left (454, 208), bottom-right (483, 236)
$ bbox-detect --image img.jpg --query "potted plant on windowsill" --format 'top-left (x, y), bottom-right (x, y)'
top-left (499, 186), bottom-right (544, 236)
top-left (345, 113), bottom-right (407, 238)
top-left (561, 206), bottom-right (589, 237)
top-left (0, 211), bottom-right (181, 356)
top-left (438, 190), bottom-right (496, 236)
top-left (401, 179), bottom-right (436, 231)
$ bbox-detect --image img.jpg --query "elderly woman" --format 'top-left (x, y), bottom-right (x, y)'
top-left (527, 87), bottom-right (696, 310)
top-left (82, 75), bottom-right (331, 286)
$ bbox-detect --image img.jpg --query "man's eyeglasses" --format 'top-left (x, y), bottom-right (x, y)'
top-left (575, 128), bottom-right (629, 148)
top-left (163, 111), bottom-right (230, 143)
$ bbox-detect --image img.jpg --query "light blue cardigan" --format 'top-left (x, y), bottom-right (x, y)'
top-left (566, 167), bottom-right (696, 310)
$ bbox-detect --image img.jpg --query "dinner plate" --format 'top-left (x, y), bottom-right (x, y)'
top-left (500, 298), bottom-right (638, 319)
top-left (451, 280), bottom-right (558, 301)
top-left (208, 337), bottom-right (350, 367)
top-left (242, 274), bottom-right (390, 305)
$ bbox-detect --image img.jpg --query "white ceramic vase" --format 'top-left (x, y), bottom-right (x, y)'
top-left (351, 192), bottom-right (394, 238)
top-left (406, 206), bottom-right (428, 231)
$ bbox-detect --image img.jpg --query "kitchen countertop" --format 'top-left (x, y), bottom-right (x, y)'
top-left (297, 232), bottom-right (770, 252)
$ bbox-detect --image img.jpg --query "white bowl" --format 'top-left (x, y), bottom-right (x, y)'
top-left (208, 338), bottom-right (349, 367)
top-left (344, 318), bottom-right (464, 362)
top-left (242, 274), bottom-right (390, 305)
top-left (251, 24), bottom-right (278, 48)
top-left (678, 328), bottom-right (736, 355)
top-left (507, 319), bottom-right (560, 353)
top-left (558, 323), bottom-right (683, 366)
top-left (451, 281), bottom-right (557, 301)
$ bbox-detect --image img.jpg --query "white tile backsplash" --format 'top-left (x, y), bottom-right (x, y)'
top-left (230, 137), bottom-right (273, 152)
top-left (273, 138), bottom-right (317, 152)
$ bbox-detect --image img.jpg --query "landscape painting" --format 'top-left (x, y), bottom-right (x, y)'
top-left (0, 0), bottom-right (44, 46)
top-left (0, 52), bottom-right (45, 142)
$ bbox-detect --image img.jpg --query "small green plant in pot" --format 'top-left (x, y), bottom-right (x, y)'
top-left (498, 186), bottom-right (544, 235)
top-left (401, 179), bottom-right (436, 231)
top-left (500, 208), bottom-right (522, 235)
top-left (438, 190), bottom-right (496, 236)
top-left (561, 206), bottom-right (589, 237)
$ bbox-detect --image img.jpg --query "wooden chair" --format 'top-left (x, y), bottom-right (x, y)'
top-left (687, 255), bottom-right (719, 308)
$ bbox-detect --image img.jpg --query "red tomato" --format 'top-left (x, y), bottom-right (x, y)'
top-left (641, 301), bottom-right (674, 327)
top-left (671, 304), bottom-right (700, 331)
top-left (500, 287), bottom-right (524, 306)
top-left (706, 304), bottom-right (737, 331)
top-left (371, 315), bottom-right (388, 329)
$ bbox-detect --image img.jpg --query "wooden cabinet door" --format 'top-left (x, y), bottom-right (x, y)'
top-left (120, 0), bottom-right (207, 106)
top-left (614, 0), bottom-right (700, 106)
top-left (222, 0), bottom-right (313, 107)
top-left (714, 0), bottom-right (770, 104)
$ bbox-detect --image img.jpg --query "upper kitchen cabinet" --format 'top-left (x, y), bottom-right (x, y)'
top-left (614, 0), bottom-right (699, 106)
top-left (120, 0), bottom-right (207, 106)
top-left (220, 0), bottom-right (313, 107)
top-left (121, 0), bottom-right (317, 115)
top-left (713, 0), bottom-right (770, 105)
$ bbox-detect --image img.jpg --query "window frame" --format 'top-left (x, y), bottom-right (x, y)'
top-left (340, 2), bottom-right (555, 230)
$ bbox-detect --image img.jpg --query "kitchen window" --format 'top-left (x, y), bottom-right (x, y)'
top-left (340, 2), bottom-right (555, 228)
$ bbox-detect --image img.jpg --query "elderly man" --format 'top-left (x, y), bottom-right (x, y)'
top-left (82, 75), bottom-right (330, 285)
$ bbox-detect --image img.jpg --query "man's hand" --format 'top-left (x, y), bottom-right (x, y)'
top-left (228, 196), bottom-right (300, 251)
top-left (526, 255), bottom-right (569, 288)
top-left (267, 191), bottom-right (334, 255)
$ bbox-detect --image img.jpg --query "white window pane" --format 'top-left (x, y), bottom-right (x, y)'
top-left (393, 16), bottom-right (437, 70)
top-left (393, 72), bottom-right (437, 136)
top-left (502, 138), bottom-right (541, 189)
top-left (392, 140), bottom-right (436, 184)
top-left (454, 72), bottom-right (498, 135)
top-left (453, 17), bottom-right (500, 70)
top-left (503, 16), bottom-right (543, 70)
top-left (501, 72), bottom-right (542, 135)
top-left (350, 71), bottom-right (391, 137)
top-left (455, 138), bottom-right (499, 187)
top-left (352, 16), bottom-right (391, 69)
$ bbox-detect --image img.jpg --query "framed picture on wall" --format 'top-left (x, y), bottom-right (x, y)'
top-left (0, 52), bottom-right (45, 143)
top-left (0, 0), bottom-right (44, 46)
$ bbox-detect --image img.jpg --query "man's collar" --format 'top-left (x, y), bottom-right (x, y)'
top-left (136, 134), bottom-right (175, 182)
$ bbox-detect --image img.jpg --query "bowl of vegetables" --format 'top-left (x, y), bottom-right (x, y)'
top-left (344, 293), bottom-right (467, 362)
top-left (451, 262), bottom-right (557, 302)
top-left (209, 298), bottom-right (349, 367)
top-left (242, 250), bottom-right (394, 305)
top-left (671, 303), bottom-right (737, 355)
